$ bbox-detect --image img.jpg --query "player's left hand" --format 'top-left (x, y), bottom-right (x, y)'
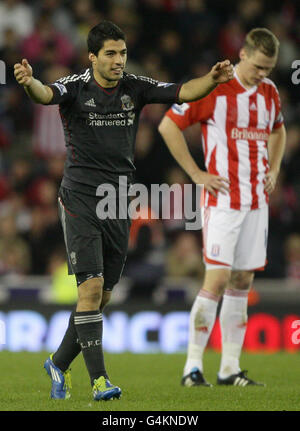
top-left (211, 60), bottom-right (234, 84)
top-left (264, 170), bottom-right (278, 194)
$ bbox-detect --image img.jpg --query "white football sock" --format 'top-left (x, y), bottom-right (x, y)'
top-left (218, 289), bottom-right (249, 379)
top-left (183, 290), bottom-right (219, 376)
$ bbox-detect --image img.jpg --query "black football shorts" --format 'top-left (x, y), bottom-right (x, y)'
top-left (58, 186), bottom-right (131, 291)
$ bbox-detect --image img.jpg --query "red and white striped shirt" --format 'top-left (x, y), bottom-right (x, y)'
top-left (166, 71), bottom-right (284, 211)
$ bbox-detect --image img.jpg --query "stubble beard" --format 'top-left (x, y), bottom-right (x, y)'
top-left (100, 67), bottom-right (123, 83)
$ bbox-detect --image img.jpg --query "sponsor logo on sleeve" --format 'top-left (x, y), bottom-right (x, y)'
top-left (171, 103), bottom-right (190, 116)
top-left (157, 82), bottom-right (174, 88)
top-left (53, 82), bottom-right (67, 96)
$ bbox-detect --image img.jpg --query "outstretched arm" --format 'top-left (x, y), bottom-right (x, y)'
top-left (178, 60), bottom-right (234, 103)
top-left (158, 116), bottom-right (230, 197)
top-left (14, 59), bottom-right (53, 104)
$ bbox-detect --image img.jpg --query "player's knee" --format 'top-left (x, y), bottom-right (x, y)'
top-left (100, 290), bottom-right (112, 311)
top-left (230, 271), bottom-right (254, 290)
top-left (203, 268), bottom-right (231, 295)
top-left (214, 275), bottom-right (231, 295)
top-left (77, 277), bottom-right (104, 309)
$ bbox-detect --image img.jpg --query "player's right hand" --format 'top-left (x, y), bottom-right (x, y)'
top-left (14, 59), bottom-right (33, 86)
top-left (192, 171), bottom-right (230, 198)
top-left (211, 60), bottom-right (234, 84)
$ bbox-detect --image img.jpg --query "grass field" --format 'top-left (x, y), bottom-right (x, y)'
top-left (0, 350), bottom-right (299, 412)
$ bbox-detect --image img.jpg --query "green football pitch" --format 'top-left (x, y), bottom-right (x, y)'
top-left (0, 350), bottom-right (299, 411)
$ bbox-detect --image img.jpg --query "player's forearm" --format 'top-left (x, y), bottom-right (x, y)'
top-left (178, 72), bottom-right (217, 103)
top-left (158, 116), bottom-right (203, 181)
top-left (24, 78), bottom-right (53, 104)
top-left (267, 125), bottom-right (286, 174)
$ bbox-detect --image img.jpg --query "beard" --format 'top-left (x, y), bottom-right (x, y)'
top-left (98, 68), bottom-right (123, 82)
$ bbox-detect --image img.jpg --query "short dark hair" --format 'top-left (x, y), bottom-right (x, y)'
top-left (87, 21), bottom-right (126, 55)
top-left (243, 28), bottom-right (279, 58)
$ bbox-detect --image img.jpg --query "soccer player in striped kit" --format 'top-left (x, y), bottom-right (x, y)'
top-left (159, 28), bottom-right (286, 386)
top-left (14, 21), bottom-right (233, 400)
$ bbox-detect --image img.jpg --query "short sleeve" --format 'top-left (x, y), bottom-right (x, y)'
top-left (165, 92), bottom-right (216, 130)
top-left (126, 74), bottom-right (182, 106)
top-left (272, 85), bottom-right (284, 130)
top-left (45, 76), bottom-right (79, 105)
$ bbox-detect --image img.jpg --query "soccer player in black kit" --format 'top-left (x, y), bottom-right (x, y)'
top-left (14, 21), bottom-right (233, 401)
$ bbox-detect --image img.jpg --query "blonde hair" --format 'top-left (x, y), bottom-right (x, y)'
top-left (243, 28), bottom-right (279, 58)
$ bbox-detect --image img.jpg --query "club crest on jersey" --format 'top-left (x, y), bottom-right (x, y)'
top-left (121, 94), bottom-right (134, 111)
top-left (211, 244), bottom-right (220, 257)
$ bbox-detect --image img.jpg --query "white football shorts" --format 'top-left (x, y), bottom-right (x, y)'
top-left (202, 206), bottom-right (268, 271)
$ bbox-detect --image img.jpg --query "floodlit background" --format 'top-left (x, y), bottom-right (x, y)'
top-left (0, 0), bottom-right (300, 353)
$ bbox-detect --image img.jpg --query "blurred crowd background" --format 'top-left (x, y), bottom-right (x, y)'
top-left (0, 0), bottom-right (300, 301)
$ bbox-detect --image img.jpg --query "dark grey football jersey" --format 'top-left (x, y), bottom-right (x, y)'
top-left (47, 68), bottom-right (182, 195)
